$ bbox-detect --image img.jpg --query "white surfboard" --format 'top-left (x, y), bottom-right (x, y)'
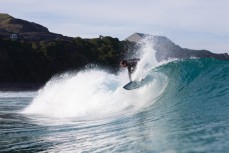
top-left (123, 72), bottom-right (154, 90)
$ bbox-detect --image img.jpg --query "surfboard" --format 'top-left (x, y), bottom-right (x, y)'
top-left (123, 81), bottom-right (142, 90)
top-left (123, 72), bottom-right (154, 90)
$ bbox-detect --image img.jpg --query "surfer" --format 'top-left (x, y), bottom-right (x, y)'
top-left (120, 58), bottom-right (140, 81)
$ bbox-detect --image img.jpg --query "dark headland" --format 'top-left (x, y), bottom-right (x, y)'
top-left (0, 13), bottom-right (228, 90)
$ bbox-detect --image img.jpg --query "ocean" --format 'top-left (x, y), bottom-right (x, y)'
top-left (0, 58), bottom-right (229, 153)
top-left (0, 38), bottom-right (229, 152)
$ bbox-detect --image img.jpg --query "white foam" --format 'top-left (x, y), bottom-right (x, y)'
top-left (132, 37), bottom-right (158, 80)
top-left (22, 37), bottom-right (168, 120)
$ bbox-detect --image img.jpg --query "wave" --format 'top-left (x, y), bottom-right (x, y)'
top-left (22, 37), bottom-right (168, 120)
top-left (22, 68), bottom-right (168, 119)
top-left (22, 36), bottom-right (229, 121)
top-left (155, 58), bottom-right (229, 114)
top-left (22, 57), bottom-right (229, 121)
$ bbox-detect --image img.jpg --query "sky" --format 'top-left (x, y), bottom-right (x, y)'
top-left (1, 0), bottom-right (229, 53)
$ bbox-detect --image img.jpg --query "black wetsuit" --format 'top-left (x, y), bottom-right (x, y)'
top-left (126, 58), bottom-right (140, 81)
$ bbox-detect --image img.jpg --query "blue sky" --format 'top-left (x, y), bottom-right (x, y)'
top-left (1, 0), bottom-right (229, 53)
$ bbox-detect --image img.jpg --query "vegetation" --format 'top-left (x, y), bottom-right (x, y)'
top-left (0, 36), bottom-right (135, 82)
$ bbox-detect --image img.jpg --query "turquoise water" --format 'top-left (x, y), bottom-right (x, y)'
top-left (0, 58), bottom-right (229, 152)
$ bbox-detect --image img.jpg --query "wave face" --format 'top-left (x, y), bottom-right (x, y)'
top-left (157, 58), bottom-right (229, 108)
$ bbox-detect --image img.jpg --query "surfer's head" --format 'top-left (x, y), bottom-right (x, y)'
top-left (120, 60), bottom-right (128, 67)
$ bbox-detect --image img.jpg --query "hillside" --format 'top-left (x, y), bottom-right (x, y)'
top-left (0, 13), bottom-right (71, 41)
top-left (0, 14), bottom-right (228, 90)
top-left (0, 13), bottom-right (48, 33)
top-left (126, 33), bottom-right (229, 61)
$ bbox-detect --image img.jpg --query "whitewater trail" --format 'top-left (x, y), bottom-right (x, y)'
top-left (22, 37), bottom-right (168, 120)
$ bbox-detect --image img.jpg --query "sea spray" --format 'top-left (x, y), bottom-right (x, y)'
top-left (22, 69), bottom-right (168, 119)
top-left (132, 36), bottom-right (158, 80)
top-left (22, 37), bottom-right (168, 120)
